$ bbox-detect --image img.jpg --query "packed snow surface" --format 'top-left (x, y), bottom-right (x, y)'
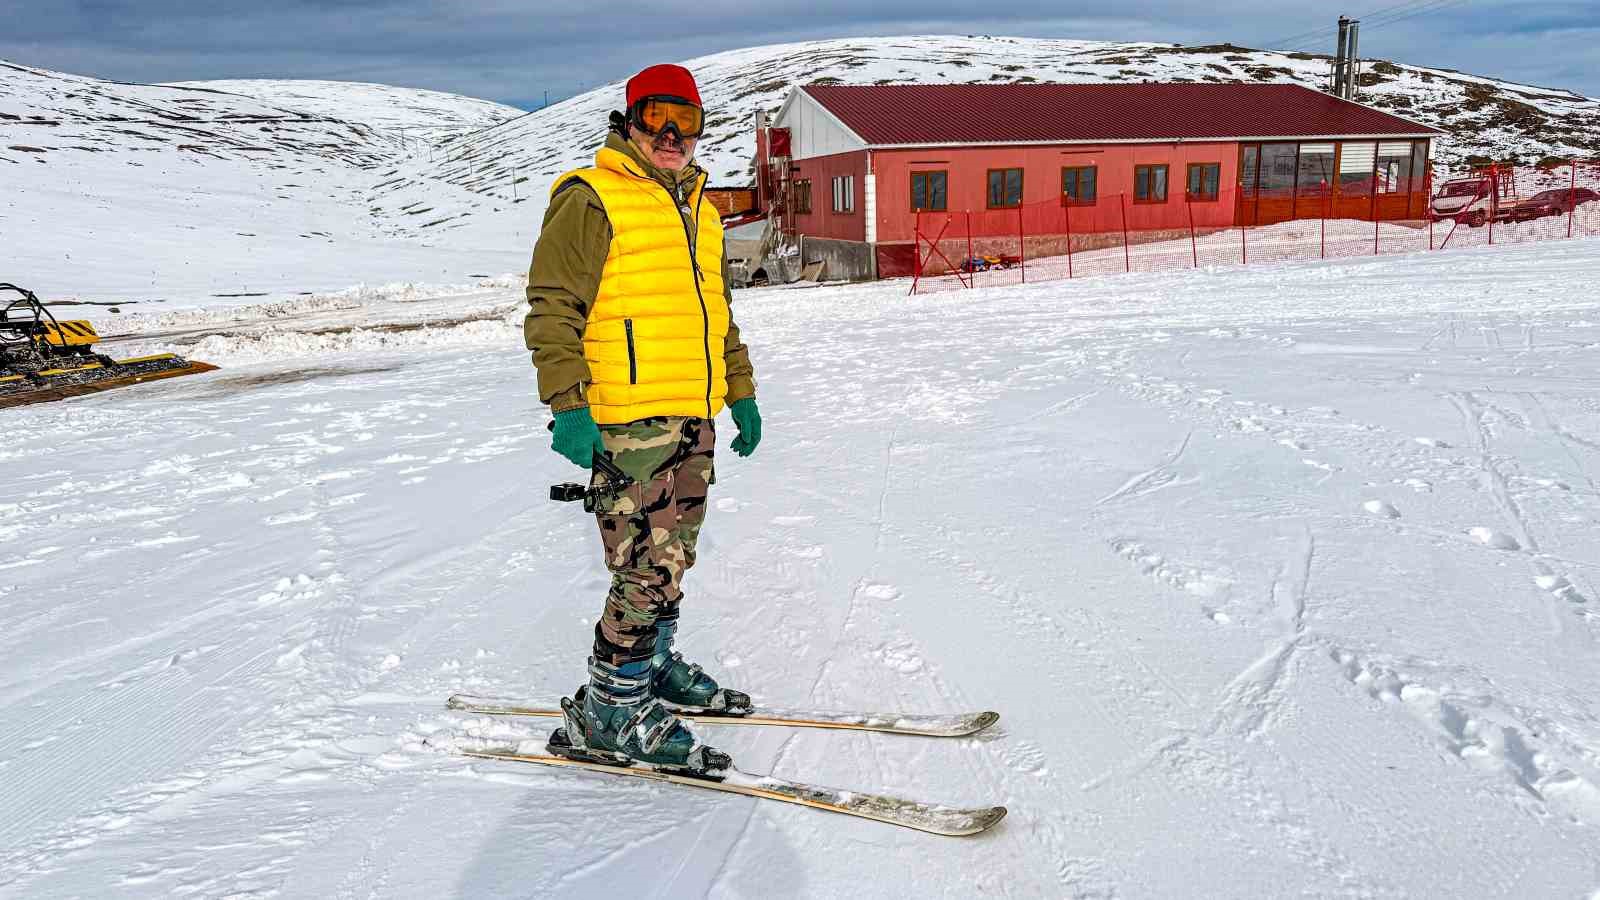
top-left (3, 239), bottom-right (1600, 896)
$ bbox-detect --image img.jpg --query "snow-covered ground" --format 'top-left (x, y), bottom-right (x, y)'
top-left (4, 237), bottom-right (1599, 897)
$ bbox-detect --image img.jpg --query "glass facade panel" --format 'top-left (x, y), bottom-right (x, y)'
top-left (1258, 143), bottom-right (1298, 195)
top-left (1338, 141), bottom-right (1376, 197)
top-left (1240, 145), bottom-right (1260, 195)
top-left (1297, 143), bottom-right (1336, 197)
top-left (1376, 141), bottom-right (1415, 194)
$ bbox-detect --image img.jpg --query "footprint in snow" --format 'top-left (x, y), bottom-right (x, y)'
top-left (1468, 527), bottom-right (1520, 551)
top-left (1362, 500), bottom-right (1401, 519)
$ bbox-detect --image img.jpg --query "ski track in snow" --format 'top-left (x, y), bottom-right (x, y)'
top-left (2, 239), bottom-right (1600, 896)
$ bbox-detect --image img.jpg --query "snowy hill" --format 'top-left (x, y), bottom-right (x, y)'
top-left (0, 58), bottom-right (527, 309)
top-left (1, 58), bottom-right (400, 167)
top-left (165, 79), bottom-right (522, 142)
top-left (378, 35), bottom-right (1600, 237)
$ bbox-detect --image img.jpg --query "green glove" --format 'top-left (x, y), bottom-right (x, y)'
top-left (729, 397), bottom-right (761, 458)
top-left (551, 407), bottom-right (606, 469)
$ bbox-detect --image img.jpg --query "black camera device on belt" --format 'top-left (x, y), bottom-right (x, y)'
top-left (547, 420), bottom-right (635, 512)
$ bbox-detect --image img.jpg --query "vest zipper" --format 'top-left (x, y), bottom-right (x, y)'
top-left (692, 188), bottom-right (712, 417)
top-left (661, 175), bottom-right (714, 418)
top-left (624, 318), bottom-right (637, 385)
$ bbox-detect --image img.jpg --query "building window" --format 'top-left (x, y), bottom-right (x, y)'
top-left (1296, 143), bottom-right (1335, 198)
top-left (1337, 142), bottom-right (1375, 198)
top-left (831, 174), bottom-right (854, 213)
top-left (1133, 164), bottom-right (1169, 203)
top-left (987, 168), bottom-right (1023, 209)
top-left (1258, 143), bottom-right (1298, 196)
top-left (1376, 141), bottom-right (1418, 194)
top-left (1186, 163), bottom-right (1221, 201)
top-left (911, 170), bottom-right (947, 211)
top-left (1061, 166), bottom-right (1097, 205)
top-left (793, 179), bottom-right (812, 214)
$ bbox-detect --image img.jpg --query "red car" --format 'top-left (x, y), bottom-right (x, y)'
top-left (1493, 187), bottom-right (1600, 223)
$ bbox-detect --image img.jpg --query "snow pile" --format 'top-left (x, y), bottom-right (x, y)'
top-left (180, 314), bottom-right (518, 365)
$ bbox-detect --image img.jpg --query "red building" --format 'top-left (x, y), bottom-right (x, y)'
top-left (755, 83), bottom-right (1441, 279)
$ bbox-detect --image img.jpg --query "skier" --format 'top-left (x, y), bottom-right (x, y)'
top-left (523, 64), bottom-right (761, 774)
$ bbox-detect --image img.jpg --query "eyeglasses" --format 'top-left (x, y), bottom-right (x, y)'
top-left (632, 97), bottom-right (704, 139)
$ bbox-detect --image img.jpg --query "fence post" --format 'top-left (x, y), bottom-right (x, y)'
top-left (1373, 205), bottom-right (1380, 256)
top-left (910, 209), bottom-right (923, 296)
top-left (1241, 222), bottom-right (1247, 266)
top-left (1120, 193), bottom-right (1130, 273)
top-left (1570, 159), bottom-right (1578, 240)
top-left (1017, 204), bottom-right (1026, 283)
top-left (1064, 200), bottom-right (1074, 280)
top-left (1478, 164), bottom-right (1491, 245)
top-left (1187, 195), bottom-right (1198, 268)
top-left (965, 211), bottom-right (974, 289)
top-left (1321, 191), bottom-right (1328, 259)
top-left (1426, 164), bottom-right (1435, 250)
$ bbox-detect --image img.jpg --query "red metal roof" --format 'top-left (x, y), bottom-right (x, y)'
top-left (801, 83), bottom-right (1440, 146)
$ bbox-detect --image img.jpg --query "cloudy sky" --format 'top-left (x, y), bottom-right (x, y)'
top-left (2, 0), bottom-right (1596, 110)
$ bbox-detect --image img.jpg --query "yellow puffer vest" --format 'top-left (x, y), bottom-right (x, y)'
top-left (555, 147), bottom-right (728, 425)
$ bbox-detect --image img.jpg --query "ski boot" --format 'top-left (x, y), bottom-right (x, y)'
top-left (550, 656), bottom-right (731, 777)
top-left (650, 616), bottom-right (753, 716)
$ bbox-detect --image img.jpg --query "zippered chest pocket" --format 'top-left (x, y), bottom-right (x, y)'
top-left (624, 318), bottom-right (637, 385)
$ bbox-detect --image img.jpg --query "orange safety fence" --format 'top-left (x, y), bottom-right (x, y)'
top-left (910, 160), bottom-right (1600, 294)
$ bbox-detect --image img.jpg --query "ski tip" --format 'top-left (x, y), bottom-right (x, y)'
top-left (942, 805), bottom-right (1008, 836)
top-left (970, 805), bottom-right (1009, 834)
top-left (445, 694), bottom-right (474, 710)
top-left (970, 711), bottom-right (1001, 734)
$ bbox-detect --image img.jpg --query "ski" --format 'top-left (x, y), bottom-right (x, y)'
top-left (446, 693), bottom-right (1000, 737)
top-left (450, 738), bottom-right (1008, 837)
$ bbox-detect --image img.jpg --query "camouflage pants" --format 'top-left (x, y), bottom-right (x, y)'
top-left (590, 416), bottom-right (714, 665)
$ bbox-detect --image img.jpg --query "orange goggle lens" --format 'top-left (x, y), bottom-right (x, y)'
top-left (635, 99), bottom-right (704, 138)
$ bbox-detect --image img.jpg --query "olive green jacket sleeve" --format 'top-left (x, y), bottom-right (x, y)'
top-left (721, 252), bottom-right (757, 404)
top-left (523, 181), bottom-right (610, 412)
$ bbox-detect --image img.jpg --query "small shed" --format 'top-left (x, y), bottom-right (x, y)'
top-left (756, 83), bottom-right (1442, 279)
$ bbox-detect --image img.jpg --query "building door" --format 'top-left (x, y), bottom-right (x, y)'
top-left (1236, 144), bottom-right (1260, 226)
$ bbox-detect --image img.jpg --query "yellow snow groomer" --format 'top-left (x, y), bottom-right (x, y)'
top-left (0, 283), bottom-right (216, 409)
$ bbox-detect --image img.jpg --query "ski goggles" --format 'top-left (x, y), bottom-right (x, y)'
top-left (631, 97), bottom-right (704, 139)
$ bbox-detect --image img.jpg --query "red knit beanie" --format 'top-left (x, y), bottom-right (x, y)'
top-left (626, 64), bottom-right (702, 107)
